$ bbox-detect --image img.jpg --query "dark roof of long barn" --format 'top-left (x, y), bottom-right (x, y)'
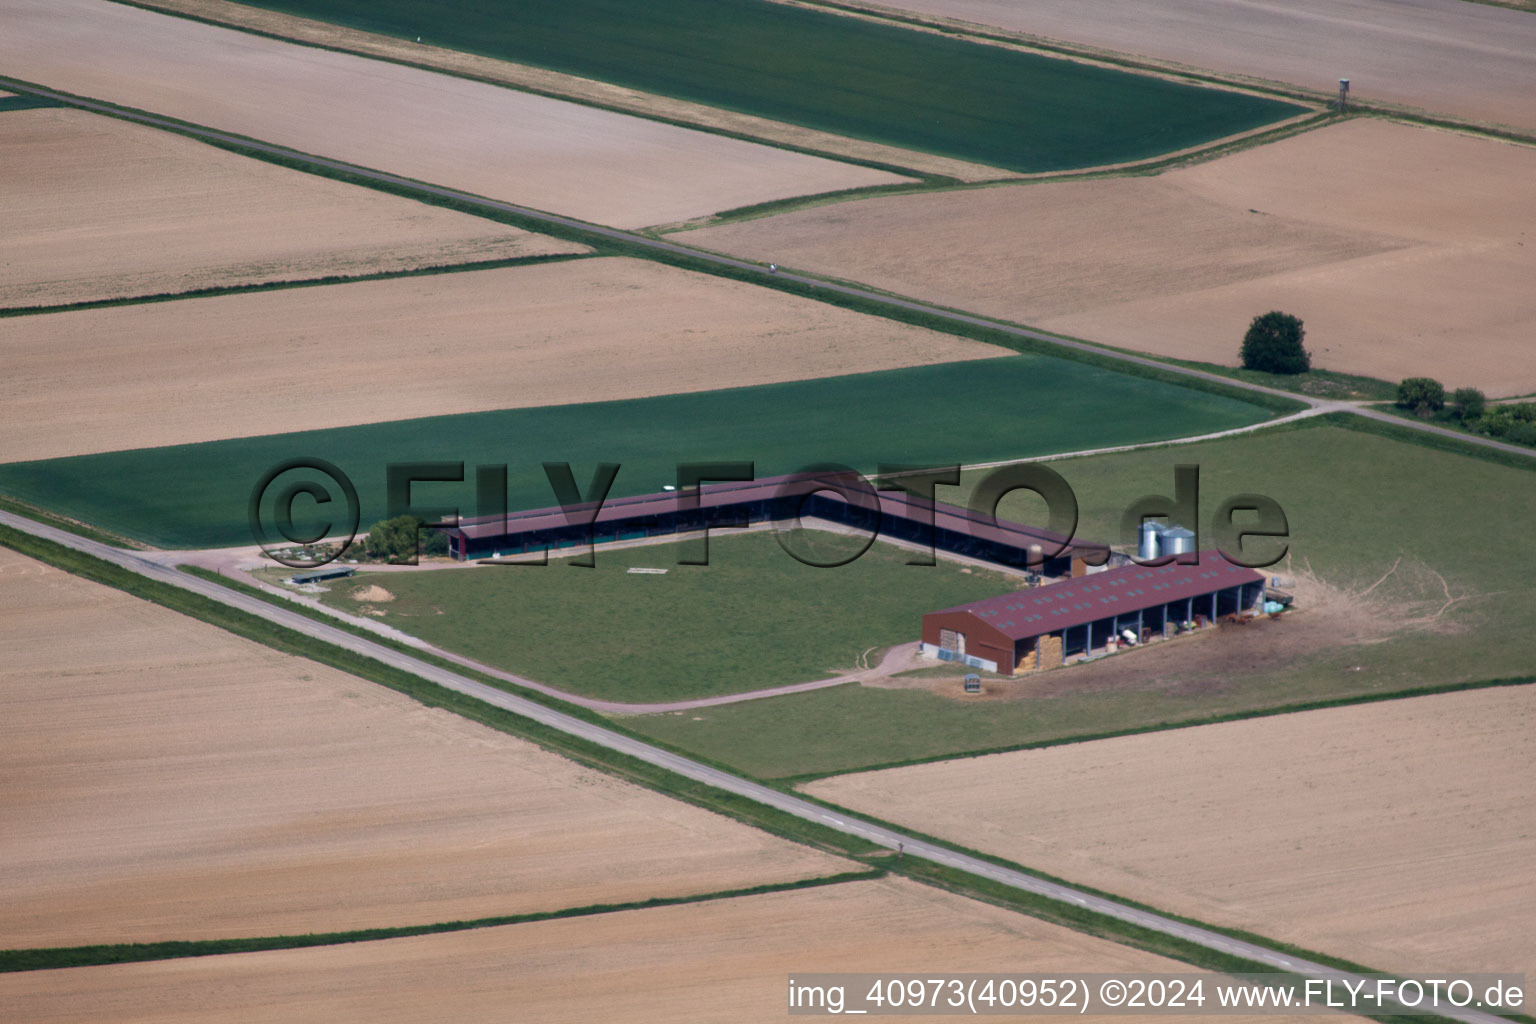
top-left (928, 552), bottom-right (1265, 640)
top-left (444, 470), bottom-right (1098, 556)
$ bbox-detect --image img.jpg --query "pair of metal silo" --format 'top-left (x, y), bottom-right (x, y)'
top-left (1138, 520), bottom-right (1194, 560)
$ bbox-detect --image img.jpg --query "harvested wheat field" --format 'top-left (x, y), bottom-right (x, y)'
top-left (808, 685), bottom-right (1536, 977)
top-left (0, 0), bottom-right (907, 230)
top-left (0, 877), bottom-right (1334, 1023)
top-left (687, 119), bottom-right (1536, 394)
top-left (867, 0), bottom-right (1536, 131)
top-left (0, 548), bottom-right (848, 947)
top-left (0, 257), bottom-right (1003, 462)
top-left (0, 107), bottom-right (583, 308)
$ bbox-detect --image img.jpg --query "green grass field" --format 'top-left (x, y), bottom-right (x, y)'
top-left (625, 420), bottom-right (1536, 778)
top-left (299, 530), bottom-right (1021, 702)
top-left (0, 94), bottom-right (61, 113)
top-left (0, 355), bottom-right (1272, 549)
top-left (231, 0), bottom-right (1304, 172)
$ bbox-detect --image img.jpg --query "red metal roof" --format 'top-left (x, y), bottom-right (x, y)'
top-left (930, 552), bottom-right (1265, 640)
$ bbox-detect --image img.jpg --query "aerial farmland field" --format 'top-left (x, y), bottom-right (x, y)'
top-left (0, 106), bottom-right (582, 309)
top-left (3, 0), bottom-right (1531, 1011)
top-left (685, 118), bottom-right (1536, 394)
top-left (0, 546), bottom-right (847, 947)
top-left (208, 0), bottom-right (1306, 172)
top-left (0, 877), bottom-right (1317, 1023)
top-left (0, 355), bottom-right (1275, 548)
top-left (0, 0), bottom-right (909, 229)
top-left (0, 257), bottom-right (1002, 462)
top-left (806, 685), bottom-right (1536, 979)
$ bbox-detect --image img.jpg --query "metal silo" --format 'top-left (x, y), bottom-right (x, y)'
top-left (1138, 520), bottom-right (1165, 560)
top-left (1162, 525), bottom-right (1195, 556)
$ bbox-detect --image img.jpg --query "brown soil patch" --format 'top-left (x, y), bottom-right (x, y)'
top-left (848, 0), bottom-right (1536, 131)
top-left (808, 685), bottom-right (1536, 978)
top-left (350, 584), bottom-right (395, 603)
top-left (0, 877), bottom-right (1338, 1023)
top-left (131, 0), bottom-right (1013, 183)
top-left (0, 257), bottom-right (1004, 461)
top-left (687, 119), bottom-right (1536, 394)
top-left (0, 548), bottom-right (847, 947)
top-left (0, 107), bottom-right (583, 308)
top-left (0, 0), bottom-right (907, 230)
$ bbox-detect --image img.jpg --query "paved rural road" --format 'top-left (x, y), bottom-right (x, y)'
top-left (0, 509), bottom-right (1512, 1024)
top-left (3, 76), bottom-right (1534, 465)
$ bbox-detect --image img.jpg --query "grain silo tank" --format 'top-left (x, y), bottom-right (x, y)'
top-left (1162, 525), bottom-right (1195, 556)
top-left (1137, 520), bottom-right (1166, 560)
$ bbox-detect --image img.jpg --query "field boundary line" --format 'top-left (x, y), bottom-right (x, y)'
top-left (778, 675), bottom-right (1536, 784)
top-left (654, 109), bottom-right (1338, 234)
top-left (0, 510), bottom-right (1516, 1024)
top-left (0, 252), bottom-right (595, 318)
top-left (0, 869), bottom-right (884, 974)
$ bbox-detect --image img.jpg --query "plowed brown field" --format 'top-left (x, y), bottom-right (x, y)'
top-left (0, 0), bottom-right (908, 229)
top-left (0, 548), bottom-right (848, 947)
top-left (1, 257), bottom-right (1003, 461)
top-left (0, 877), bottom-right (1341, 1023)
top-left (686, 119), bottom-right (1536, 394)
top-left (0, 106), bottom-right (583, 308)
top-left (807, 685), bottom-right (1536, 978)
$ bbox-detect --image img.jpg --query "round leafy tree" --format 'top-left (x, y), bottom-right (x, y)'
top-left (1396, 377), bottom-right (1446, 414)
top-left (1240, 311), bottom-right (1310, 375)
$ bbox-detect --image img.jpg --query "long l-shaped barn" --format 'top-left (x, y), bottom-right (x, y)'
top-left (439, 470), bottom-right (1104, 573)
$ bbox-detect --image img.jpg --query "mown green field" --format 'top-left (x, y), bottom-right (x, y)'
top-left (233, 0), bottom-right (1304, 172)
top-left (626, 420), bottom-right (1536, 778)
top-left (0, 355), bottom-right (1271, 549)
top-left (298, 530), bottom-right (1020, 702)
top-left (0, 94), bottom-right (61, 113)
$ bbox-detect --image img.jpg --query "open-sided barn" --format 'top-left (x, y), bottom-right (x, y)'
top-left (922, 554), bottom-right (1265, 673)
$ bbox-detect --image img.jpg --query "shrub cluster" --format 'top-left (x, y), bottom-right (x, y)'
top-left (362, 514), bottom-right (449, 562)
top-left (1393, 379), bottom-right (1536, 446)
